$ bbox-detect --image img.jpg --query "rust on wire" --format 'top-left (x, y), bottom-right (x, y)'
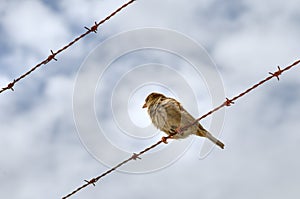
top-left (4, 79), bottom-right (16, 91)
top-left (62, 60), bottom-right (300, 199)
top-left (269, 66), bottom-right (282, 81)
top-left (84, 179), bottom-right (96, 186)
top-left (62, 136), bottom-right (168, 199)
top-left (0, 0), bottom-right (136, 94)
top-left (84, 22), bottom-right (99, 33)
top-left (131, 153), bottom-right (142, 160)
top-left (224, 98), bottom-right (234, 106)
top-left (44, 50), bottom-right (58, 64)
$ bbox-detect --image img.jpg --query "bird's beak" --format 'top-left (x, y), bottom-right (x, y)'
top-left (142, 103), bottom-right (147, 108)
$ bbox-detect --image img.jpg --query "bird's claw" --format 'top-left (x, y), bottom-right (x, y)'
top-left (175, 127), bottom-right (183, 135)
top-left (170, 127), bottom-right (183, 136)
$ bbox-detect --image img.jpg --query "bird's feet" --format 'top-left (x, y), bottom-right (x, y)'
top-left (170, 126), bottom-right (184, 136)
top-left (176, 127), bottom-right (184, 134)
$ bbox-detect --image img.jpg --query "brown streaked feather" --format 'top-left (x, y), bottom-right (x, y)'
top-left (144, 92), bottom-right (225, 149)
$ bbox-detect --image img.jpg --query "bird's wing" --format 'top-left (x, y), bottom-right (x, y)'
top-left (166, 99), bottom-right (207, 134)
top-left (162, 98), bottom-right (182, 132)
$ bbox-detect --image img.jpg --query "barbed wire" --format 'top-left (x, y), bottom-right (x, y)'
top-left (0, 0), bottom-right (136, 94)
top-left (62, 59), bottom-right (300, 199)
top-left (181, 61), bottom-right (300, 131)
top-left (61, 139), bottom-right (166, 199)
top-left (2, 0), bottom-right (298, 197)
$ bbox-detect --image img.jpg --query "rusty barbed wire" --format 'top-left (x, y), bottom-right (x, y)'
top-left (0, 0), bottom-right (136, 94)
top-left (62, 59), bottom-right (300, 199)
top-left (181, 60), bottom-right (300, 131)
top-left (61, 138), bottom-right (167, 199)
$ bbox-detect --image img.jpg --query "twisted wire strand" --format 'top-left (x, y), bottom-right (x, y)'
top-left (0, 0), bottom-right (136, 94)
top-left (62, 59), bottom-right (300, 199)
top-left (2, 0), bottom-right (298, 198)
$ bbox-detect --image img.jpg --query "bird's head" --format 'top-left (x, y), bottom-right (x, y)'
top-left (142, 92), bottom-right (166, 108)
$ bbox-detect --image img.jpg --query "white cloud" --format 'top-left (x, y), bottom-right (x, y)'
top-left (0, 0), bottom-right (300, 199)
top-left (1, 1), bottom-right (70, 53)
top-left (58, 0), bottom-right (129, 26)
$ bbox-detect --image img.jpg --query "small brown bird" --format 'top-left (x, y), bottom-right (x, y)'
top-left (143, 92), bottom-right (224, 149)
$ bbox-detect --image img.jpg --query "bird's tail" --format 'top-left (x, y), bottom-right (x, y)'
top-left (206, 132), bottom-right (225, 149)
top-left (197, 130), bottom-right (225, 149)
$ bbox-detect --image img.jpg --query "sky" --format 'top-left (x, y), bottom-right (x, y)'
top-left (1, 0), bottom-right (300, 199)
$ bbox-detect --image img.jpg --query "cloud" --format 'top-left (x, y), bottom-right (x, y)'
top-left (0, 0), bottom-right (300, 199)
top-left (1, 1), bottom-right (70, 52)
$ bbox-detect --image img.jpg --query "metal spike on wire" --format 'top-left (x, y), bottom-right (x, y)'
top-left (61, 59), bottom-right (300, 199)
top-left (0, 0), bottom-right (136, 94)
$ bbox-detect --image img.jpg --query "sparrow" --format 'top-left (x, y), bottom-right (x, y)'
top-left (143, 92), bottom-right (224, 149)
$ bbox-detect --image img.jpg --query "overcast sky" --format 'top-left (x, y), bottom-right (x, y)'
top-left (1, 0), bottom-right (300, 199)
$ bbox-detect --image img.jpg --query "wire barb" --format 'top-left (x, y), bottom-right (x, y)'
top-left (44, 50), bottom-right (57, 64)
top-left (84, 178), bottom-right (97, 186)
top-left (4, 79), bottom-right (16, 91)
top-left (131, 153), bottom-right (141, 160)
top-left (269, 66), bottom-right (283, 81)
top-left (84, 22), bottom-right (99, 33)
top-left (161, 136), bottom-right (169, 144)
top-left (224, 98), bottom-right (234, 106)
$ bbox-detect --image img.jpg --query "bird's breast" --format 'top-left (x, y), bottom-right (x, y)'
top-left (148, 104), bottom-right (169, 131)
